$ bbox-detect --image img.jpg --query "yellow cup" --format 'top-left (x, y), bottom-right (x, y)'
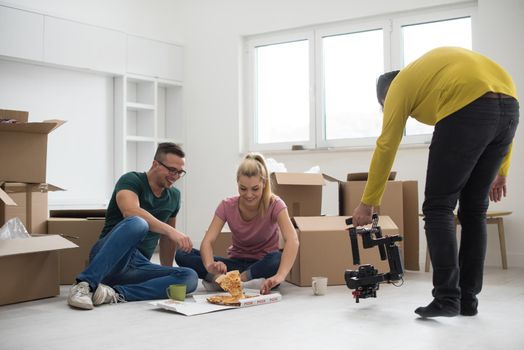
top-left (166, 284), bottom-right (186, 301)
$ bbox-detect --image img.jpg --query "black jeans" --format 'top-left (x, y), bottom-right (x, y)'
top-left (422, 96), bottom-right (519, 305)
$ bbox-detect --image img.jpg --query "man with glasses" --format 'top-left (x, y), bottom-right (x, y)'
top-left (68, 142), bottom-right (197, 309)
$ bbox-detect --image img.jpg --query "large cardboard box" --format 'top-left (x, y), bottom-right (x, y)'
top-left (326, 172), bottom-right (420, 271)
top-left (212, 230), bottom-right (232, 258)
top-left (0, 235), bottom-right (77, 305)
top-left (47, 209), bottom-right (106, 284)
top-left (401, 181), bottom-right (420, 270)
top-left (270, 172), bottom-right (325, 217)
top-left (0, 109), bottom-right (65, 183)
top-left (0, 182), bottom-right (63, 234)
top-left (288, 215), bottom-right (399, 286)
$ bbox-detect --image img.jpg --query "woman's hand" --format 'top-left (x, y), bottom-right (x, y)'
top-left (260, 274), bottom-right (284, 295)
top-left (206, 261), bottom-right (227, 275)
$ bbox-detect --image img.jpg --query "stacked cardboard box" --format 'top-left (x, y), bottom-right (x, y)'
top-left (0, 109), bottom-right (76, 305)
top-left (47, 209), bottom-right (106, 284)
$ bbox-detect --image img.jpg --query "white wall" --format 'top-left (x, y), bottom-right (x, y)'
top-left (178, 0), bottom-right (524, 268)
top-left (0, 60), bottom-right (114, 207)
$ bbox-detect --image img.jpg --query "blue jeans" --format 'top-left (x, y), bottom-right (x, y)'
top-left (422, 96), bottom-right (519, 305)
top-left (175, 248), bottom-right (282, 281)
top-left (76, 216), bottom-right (198, 301)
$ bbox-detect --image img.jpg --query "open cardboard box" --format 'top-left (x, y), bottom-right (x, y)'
top-left (0, 109), bottom-right (65, 183)
top-left (47, 209), bottom-right (106, 284)
top-left (288, 215), bottom-right (399, 286)
top-left (270, 172), bottom-right (325, 217)
top-left (0, 182), bottom-right (64, 234)
top-left (0, 234), bottom-right (77, 305)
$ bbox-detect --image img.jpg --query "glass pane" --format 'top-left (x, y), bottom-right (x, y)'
top-left (255, 40), bottom-right (309, 144)
top-left (323, 29), bottom-right (383, 140)
top-left (402, 17), bottom-right (472, 136)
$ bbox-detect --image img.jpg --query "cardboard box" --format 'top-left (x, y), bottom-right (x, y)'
top-left (212, 230), bottom-right (232, 257)
top-left (325, 172), bottom-right (420, 271)
top-left (270, 172), bottom-right (325, 217)
top-left (402, 181), bottom-right (420, 270)
top-left (0, 109), bottom-right (65, 183)
top-left (0, 182), bottom-right (64, 234)
top-left (0, 234), bottom-right (77, 305)
top-left (47, 209), bottom-right (106, 284)
top-left (288, 215), bottom-right (399, 286)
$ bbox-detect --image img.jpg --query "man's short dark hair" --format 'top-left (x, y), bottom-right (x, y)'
top-left (377, 70), bottom-right (400, 106)
top-left (155, 142), bottom-right (185, 160)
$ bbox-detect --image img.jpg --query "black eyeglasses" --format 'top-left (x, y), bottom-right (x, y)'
top-left (156, 160), bottom-right (187, 177)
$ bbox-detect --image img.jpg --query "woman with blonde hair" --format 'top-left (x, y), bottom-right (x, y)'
top-left (176, 152), bottom-right (299, 294)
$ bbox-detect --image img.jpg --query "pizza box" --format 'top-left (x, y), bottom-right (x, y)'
top-left (151, 289), bottom-right (282, 316)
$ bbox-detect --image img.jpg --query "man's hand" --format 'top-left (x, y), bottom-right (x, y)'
top-left (351, 202), bottom-right (374, 227)
top-left (260, 275), bottom-right (284, 295)
top-left (489, 175), bottom-right (507, 202)
top-left (206, 261), bottom-right (227, 276)
top-left (170, 230), bottom-right (193, 253)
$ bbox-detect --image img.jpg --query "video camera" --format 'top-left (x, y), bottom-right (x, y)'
top-left (344, 214), bottom-right (404, 303)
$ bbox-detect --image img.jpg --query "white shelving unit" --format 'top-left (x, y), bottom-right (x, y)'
top-left (114, 75), bottom-right (184, 178)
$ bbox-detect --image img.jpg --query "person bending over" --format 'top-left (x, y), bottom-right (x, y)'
top-left (351, 47), bottom-right (519, 318)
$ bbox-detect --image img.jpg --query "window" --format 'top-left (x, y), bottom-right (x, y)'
top-left (245, 6), bottom-right (474, 151)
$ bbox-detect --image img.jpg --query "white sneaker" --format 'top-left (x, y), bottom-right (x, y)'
top-left (242, 278), bottom-right (265, 291)
top-left (202, 279), bottom-right (223, 292)
top-left (68, 282), bottom-right (94, 310)
top-left (92, 283), bottom-right (125, 306)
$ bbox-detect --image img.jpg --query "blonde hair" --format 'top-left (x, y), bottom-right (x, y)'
top-left (236, 152), bottom-right (273, 215)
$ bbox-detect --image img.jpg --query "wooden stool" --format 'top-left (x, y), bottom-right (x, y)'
top-left (423, 211), bottom-right (511, 272)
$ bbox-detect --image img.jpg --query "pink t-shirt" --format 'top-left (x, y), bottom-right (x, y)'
top-left (215, 195), bottom-right (287, 260)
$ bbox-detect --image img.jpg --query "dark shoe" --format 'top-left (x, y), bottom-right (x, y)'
top-left (415, 299), bottom-right (459, 318)
top-left (460, 300), bottom-right (478, 316)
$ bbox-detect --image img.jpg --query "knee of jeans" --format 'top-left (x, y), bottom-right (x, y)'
top-left (265, 251), bottom-right (282, 271)
top-left (123, 216), bottom-right (149, 234)
top-left (182, 268), bottom-right (198, 293)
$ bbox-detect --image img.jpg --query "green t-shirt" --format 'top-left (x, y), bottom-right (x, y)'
top-left (100, 172), bottom-right (181, 260)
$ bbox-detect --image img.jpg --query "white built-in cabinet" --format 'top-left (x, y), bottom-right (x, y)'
top-left (0, 6), bottom-right (43, 61)
top-left (43, 17), bottom-right (127, 74)
top-left (114, 76), bottom-right (184, 179)
top-left (127, 35), bottom-right (183, 81)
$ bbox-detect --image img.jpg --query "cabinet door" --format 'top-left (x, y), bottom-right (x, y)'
top-left (127, 35), bottom-right (183, 82)
top-left (44, 17), bottom-right (126, 74)
top-left (0, 6), bottom-right (44, 61)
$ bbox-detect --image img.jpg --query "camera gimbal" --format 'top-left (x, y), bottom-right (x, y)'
top-left (344, 213), bottom-right (404, 303)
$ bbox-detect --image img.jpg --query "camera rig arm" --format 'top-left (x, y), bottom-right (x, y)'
top-left (344, 214), bottom-right (404, 302)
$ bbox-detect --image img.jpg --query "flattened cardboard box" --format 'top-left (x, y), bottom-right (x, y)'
top-left (48, 209), bottom-right (106, 284)
top-left (289, 215), bottom-right (399, 286)
top-left (0, 109), bottom-right (65, 183)
top-left (0, 235), bottom-right (77, 305)
top-left (270, 172), bottom-right (325, 217)
top-left (0, 182), bottom-right (64, 234)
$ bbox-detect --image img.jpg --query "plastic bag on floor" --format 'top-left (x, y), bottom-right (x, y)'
top-left (0, 217), bottom-right (30, 240)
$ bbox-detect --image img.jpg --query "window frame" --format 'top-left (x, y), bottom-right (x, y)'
top-left (244, 4), bottom-right (476, 152)
top-left (245, 29), bottom-right (316, 151)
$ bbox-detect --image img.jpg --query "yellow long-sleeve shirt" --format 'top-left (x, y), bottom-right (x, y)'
top-left (362, 47), bottom-right (518, 206)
